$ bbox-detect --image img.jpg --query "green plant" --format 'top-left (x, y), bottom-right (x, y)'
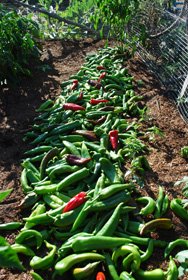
top-left (0, 4), bottom-right (40, 84)
top-left (91, 0), bottom-right (140, 43)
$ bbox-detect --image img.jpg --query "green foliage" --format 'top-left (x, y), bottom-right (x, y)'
top-left (0, 4), bottom-right (40, 84)
top-left (0, 188), bottom-right (13, 203)
top-left (91, 0), bottom-right (140, 42)
top-left (0, 236), bottom-right (24, 270)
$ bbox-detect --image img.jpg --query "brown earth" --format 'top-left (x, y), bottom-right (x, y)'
top-left (0, 39), bottom-right (188, 279)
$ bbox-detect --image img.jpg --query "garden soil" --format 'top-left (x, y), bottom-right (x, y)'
top-left (0, 39), bottom-right (188, 279)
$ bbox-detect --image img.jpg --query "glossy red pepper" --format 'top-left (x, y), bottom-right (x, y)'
top-left (97, 66), bottom-right (106, 70)
top-left (63, 192), bottom-right (87, 213)
top-left (90, 99), bottom-right (109, 105)
top-left (109, 130), bottom-right (119, 150)
top-left (63, 103), bottom-right (85, 111)
top-left (96, 271), bottom-right (106, 280)
top-left (71, 79), bottom-right (78, 90)
top-left (98, 72), bottom-right (106, 81)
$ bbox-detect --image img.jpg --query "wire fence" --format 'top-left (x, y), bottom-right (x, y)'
top-left (131, 1), bottom-right (188, 122)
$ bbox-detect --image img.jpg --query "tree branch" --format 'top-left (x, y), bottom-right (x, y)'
top-left (9, 0), bottom-right (98, 36)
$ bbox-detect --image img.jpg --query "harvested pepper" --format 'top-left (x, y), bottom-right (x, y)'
top-left (170, 198), bottom-right (188, 221)
top-left (96, 271), bottom-right (106, 280)
top-left (73, 261), bottom-right (100, 280)
top-left (63, 192), bottom-right (87, 213)
top-left (98, 72), bottom-right (106, 81)
top-left (97, 66), bottom-right (106, 70)
top-left (140, 218), bottom-right (173, 235)
top-left (63, 103), bottom-right (85, 111)
top-left (74, 130), bottom-right (97, 141)
top-left (109, 130), bottom-right (119, 150)
top-left (90, 99), bottom-right (109, 105)
top-left (71, 79), bottom-right (79, 90)
top-left (66, 154), bottom-right (91, 166)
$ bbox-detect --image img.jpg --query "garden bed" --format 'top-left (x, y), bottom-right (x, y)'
top-left (0, 39), bottom-right (188, 279)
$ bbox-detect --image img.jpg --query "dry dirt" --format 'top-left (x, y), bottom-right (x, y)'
top-left (0, 39), bottom-right (188, 279)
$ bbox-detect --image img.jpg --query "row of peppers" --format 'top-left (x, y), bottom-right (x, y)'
top-left (0, 47), bottom-right (188, 280)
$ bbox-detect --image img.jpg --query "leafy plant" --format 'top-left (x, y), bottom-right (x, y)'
top-left (0, 4), bottom-right (40, 84)
top-left (91, 0), bottom-right (140, 43)
top-left (175, 250), bottom-right (188, 278)
top-left (174, 176), bottom-right (188, 197)
top-left (0, 236), bottom-right (24, 270)
top-left (0, 188), bottom-right (13, 203)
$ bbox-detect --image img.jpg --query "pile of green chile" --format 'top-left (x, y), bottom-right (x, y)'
top-left (1, 47), bottom-right (188, 280)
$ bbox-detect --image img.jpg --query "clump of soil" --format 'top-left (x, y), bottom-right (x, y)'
top-left (0, 39), bottom-right (188, 279)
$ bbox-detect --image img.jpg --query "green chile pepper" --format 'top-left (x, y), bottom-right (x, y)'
top-left (15, 229), bottom-right (43, 249)
top-left (30, 241), bottom-right (56, 270)
top-left (11, 243), bottom-right (35, 256)
top-left (120, 271), bottom-right (135, 280)
top-left (140, 239), bottom-right (154, 262)
top-left (56, 167), bottom-right (90, 191)
top-left (112, 244), bottom-right (141, 272)
top-left (136, 196), bottom-right (156, 216)
top-left (40, 147), bottom-right (59, 180)
top-left (22, 203), bottom-right (46, 230)
top-left (72, 261), bottom-right (100, 280)
top-left (154, 186), bottom-right (164, 218)
top-left (166, 256), bottom-right (178, 280)
top-left (104, 252), bottom-right (120, 280)
top-left (164, 239), bottom-right (188, 258)
top-left (133, 268), bottom-right (165, 280)
top-left (72, 236), bottom-right (131, 252)
top-left (170, 198), bottom-right (188, 221)
top-left (30, 271), bottom-right (44, 280)
top-left (96, 202), bottom-right (123, 236)
top-left (55, 252), bottom-right (105, 275)
top-left (0, 222), bottom-right (22, 230)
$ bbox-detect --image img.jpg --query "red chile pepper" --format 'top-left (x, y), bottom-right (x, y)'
top-left (96, 272), bottom-right (106, 280)
top-left (90, 99), bottom-right (109, 105)
top-left (97, 65), bottom-right (106, 70)
top-left (63, 103), bottom-right (85, 111)
top-left (109, 130), bottom-right (119, 150)
top-left (63, 192), bottom-right (87, 213)
top-left (78, 91), bottom-right (83, 101)
top-left (98, 72), bottom-right (106, 81)
top-left (66, 154), bottom-right (91, 165)
top-left (71, 79), bottom-right (78, 90)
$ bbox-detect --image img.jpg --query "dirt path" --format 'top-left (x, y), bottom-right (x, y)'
top-left (0, 39), bottom-right (188, 279)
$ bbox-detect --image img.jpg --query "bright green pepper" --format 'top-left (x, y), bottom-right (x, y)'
top-left (0, 222), bottom-right (22, 230)
top-left (15, 229), bottom-right (43, 249)
top-left (136, 196), bottom-right (156, 216)
top-left (30, 241), bottom-right (56, 270)
top-left (96, 202), bottom-right (123, 236)
top-left (166, 256), bottom-right (178, 280)
top-left (72, 261), bottom-right (100, 280)
top-left (164, 239), bottom-right (188, 258)
top-left (11, 243), bottom-right (35, 256)
top-left (133, 268), bottom-right (165, 280)
top-left (104, 252), bottom-right (120, 280)
top-left (55, 252), bottom-right (105, 275)
top-left (112, 244), bottom-right (141, 272)
top-left (72, 235), bottom-right (131, 252)
top-left (170, 198), bottom-right (188, 221)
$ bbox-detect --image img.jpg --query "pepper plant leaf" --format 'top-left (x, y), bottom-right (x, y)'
top-left (0, 236), bottom-right (25, 270)
top-left (175, 250), bottom-right (188, 277)
top-left (0, 188), bottom-right (13, 203)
